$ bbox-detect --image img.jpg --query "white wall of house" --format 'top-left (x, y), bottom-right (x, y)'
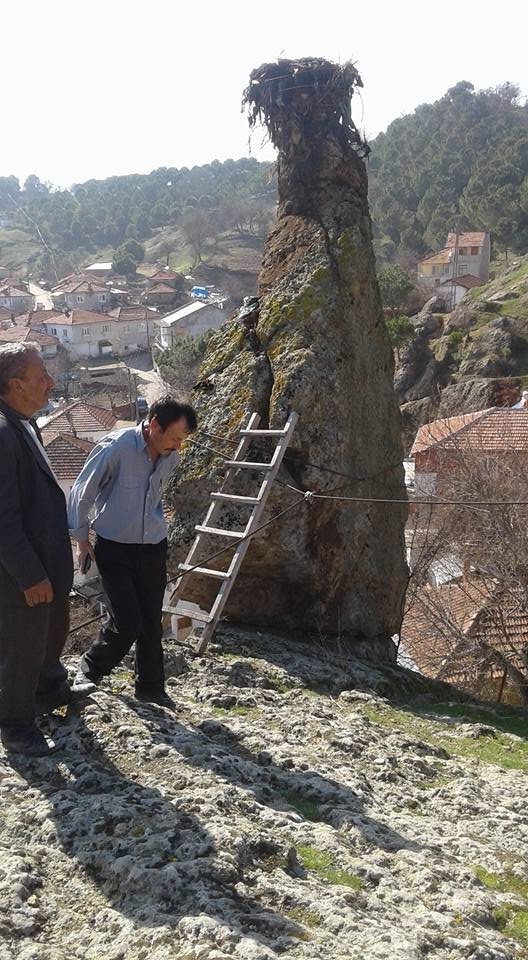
top-left (37, 319), bottom-right (149, 359)
top-left (158, 303), bottom-right (225, 348)
top-left (64, 291), bottom-right (110, 312)
top-left (0, 295), bottom-right (34, 315)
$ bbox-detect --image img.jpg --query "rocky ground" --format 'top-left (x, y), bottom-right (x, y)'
top-left (1, 627), bottom-right (527, 960)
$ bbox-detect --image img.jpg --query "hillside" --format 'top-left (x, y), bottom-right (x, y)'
top-left (2, 625), bottom-right (528, 959)
top-left (3, 82), bottom-right (528, 288)
top-left (0, 159), bottom-right (275, 286)
top-left (369, 82), bottom-right (528, 264)
top-left (396, 256), bottom-right (528, 446)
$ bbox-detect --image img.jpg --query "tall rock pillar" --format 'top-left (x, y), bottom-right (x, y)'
top-left (168, 58), bottom-right (408, 659)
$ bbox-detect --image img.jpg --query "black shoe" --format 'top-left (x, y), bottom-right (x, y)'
top-left (1, 728), bottom-right (59, 758)
top-left (134, 689), bottom-right (175, 708)
top-left (35, 680), bottom-right (76, 715)
top-left (71, 667), bottom-right (100, 696)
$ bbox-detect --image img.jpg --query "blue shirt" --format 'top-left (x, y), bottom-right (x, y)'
top-left (68, 423), bottom-right (179, 544)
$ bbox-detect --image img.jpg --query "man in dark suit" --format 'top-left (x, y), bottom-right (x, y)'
top-left (0, 343), bottom-right (74, 757)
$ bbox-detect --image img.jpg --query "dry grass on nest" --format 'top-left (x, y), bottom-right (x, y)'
top-left (242, 57), bottom-right (369, 157)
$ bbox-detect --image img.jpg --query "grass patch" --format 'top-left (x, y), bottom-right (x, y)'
top-left (493, 903), bottom-right (528, 947)
top-left (495, 299), bottom-right (528, 319)
top-left (285, 906), bottom-right (320, 937)
top-left (281, 791), bottom-right (321, 822)
top-left (430, 701), bottom-right (528, 740)
top-left (475, 866), bottom-right (528, 900)
top-left (356, 702), bottom-right (528, 773)
top-left (212, 705), bottom-right (260, 718)
top-left (297, 845), bottom-right (363, 890)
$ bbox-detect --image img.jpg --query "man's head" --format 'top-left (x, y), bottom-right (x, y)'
top-left (145, 396), bottom-right (197, 455)
top-left (0, 343), bottom-right (54, 417)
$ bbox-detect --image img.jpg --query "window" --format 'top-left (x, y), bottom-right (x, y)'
top-left (98, 294), bottom-right (107, 302)
top-left (123, 324), bottom-right (130, 333)
top-left (470, 246), bottom-right (479, 256)
top-left (62, 329), bottom-right (69, 338)
top-left (102, 324), bottom-right (110, 334)
top-left (81, 327), bottom-right (90, 336)
top-left (50, 327), bottom-right (57, 335)
top-left (76, 294), bottom-right (85, 303)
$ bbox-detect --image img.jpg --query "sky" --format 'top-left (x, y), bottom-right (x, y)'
top-left (3, 0), bottom-right (528, 188)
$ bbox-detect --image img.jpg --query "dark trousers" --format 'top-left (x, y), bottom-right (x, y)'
top-left (0, 595), bottom-right (69, 735)
top-left (81, 536), bottom-right (167, 692)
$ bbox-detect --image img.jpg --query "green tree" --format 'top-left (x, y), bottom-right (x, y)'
top-left (385, 314), bottom-right (416, 361)
top-left (378, 265), bottom-right (415, 315)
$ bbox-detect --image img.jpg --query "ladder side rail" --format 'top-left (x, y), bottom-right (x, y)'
top-left (167, 412), bottom-right (262, 602)
top-left (194, 412), bottom-right (299, 652)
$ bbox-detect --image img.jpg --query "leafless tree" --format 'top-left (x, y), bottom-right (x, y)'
top-left (403, 435), bottom-right (528, 704)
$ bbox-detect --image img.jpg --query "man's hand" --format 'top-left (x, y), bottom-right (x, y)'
top-left (24, 578), bottom-right (54, 607)
top-left (77, 539), bottom-right (96, 573)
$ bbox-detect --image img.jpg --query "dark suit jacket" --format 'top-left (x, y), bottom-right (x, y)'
top-left (0, 399), bottom-right (73, 605)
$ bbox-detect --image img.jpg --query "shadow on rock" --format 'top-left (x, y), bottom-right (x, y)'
top-left (7, 708), bottom-right (301, 950)
top-left (123, 695), bottom-right (420, 855)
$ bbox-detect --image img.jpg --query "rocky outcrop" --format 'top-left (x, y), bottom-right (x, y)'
top-left (2, 634), bottom-right (527, 959)
top-left (396, 258), bottom-right (528, 448)
top-left (167, 59), bottom-right (407, 655)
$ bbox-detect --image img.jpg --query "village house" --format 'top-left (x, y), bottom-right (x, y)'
top-left (42, 432), bottom-right (95, 498)
top-left (142, 283), bottom-right (179, 308)
top-left (51, 275), bottom-right (111, 312)
top-left (436, 272), bottom-right (483, 306)
top-left (107, 304), bottom-right (159, 348)
top-left (0, 283), bottom-right (34, 316)
top-left (418, 231), bottom-right (491, 289)
top-left (157, 299), bottom-right (227, 348)
top-left (83, 261), bottom-right (114, 279)
top-left (147, 267), bottom-right (184, 290)
top-left (0, 322), bottom-right (59, 359)
top-left (410, 407), bottom-right (528, 499)
top-left (31, 308), bottom-right (150, 359)
top-left (402, 576), bottom-right (528, 706)
top-left (40, 399), bottom-right (118, 443)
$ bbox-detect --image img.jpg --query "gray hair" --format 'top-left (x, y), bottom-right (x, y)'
top-left (0, 342), bottom-right (41, 395)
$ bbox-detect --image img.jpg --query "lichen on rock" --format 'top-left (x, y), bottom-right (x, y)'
top-left (167, 58), bottom-right (407, 656)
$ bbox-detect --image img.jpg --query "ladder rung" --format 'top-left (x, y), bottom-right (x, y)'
top-left (195, 525), bottom-right (245, 539)
top-left (163, 604), bottom-right (212, 623)
top-left (178, 564), bottom-right (230, 580)
top-left (225, 460), bottom-right (273, 470)
top-left (239, 428), bottom-right (288, 437)
top-left (211, 492), bottom-right (260, 505)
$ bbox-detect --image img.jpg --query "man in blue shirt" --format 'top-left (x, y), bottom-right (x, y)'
top-left (68, 396), bottom-right (197, 706)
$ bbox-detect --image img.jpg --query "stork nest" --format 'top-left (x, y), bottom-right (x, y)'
top-left (243, 57), bottom-right (369, 158)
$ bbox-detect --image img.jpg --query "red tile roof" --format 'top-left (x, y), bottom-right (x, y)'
top-left (402, 577), bottom-right (528, 686)
top-left (42, 432), bottom-right (95, 481)
top-left (0, 284), bottom-right (32, 299)
top-left (55, 278), bottom-right (108, 295)
top-left (411, 410), bottom-right (489, 455)
top-left (52, 273), bottom-right (107, 294)
top-left (439, 274), bottom-right (483, 290)
top-left (0, 324), bottom-right (58, 348)
top-left (418, 248), bottom-right (451, 265)
top-left (41, 399), bottom-right (117, 435)
top-left (446, 232), bottom-right (487, 248)
top-left (47, 309), bottom-right (112, 327)
top-left (411, 408), bottom-right (528, 456)
top-left (145, 283), bottom-right (176, 295)
top-left (107, 305), bottom-right (152, 322)
top-left (149, 269), bottom-right (182, 283)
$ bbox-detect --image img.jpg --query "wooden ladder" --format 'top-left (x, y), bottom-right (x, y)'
top-left (163, 411), bottom-right (298, 654)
